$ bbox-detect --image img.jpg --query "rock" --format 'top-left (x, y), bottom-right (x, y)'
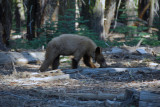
top-left (149, 63), bottom-right (159, 67)
top-left (106, 47), bottom-right (123, 54)
top-left (0, 51), bottom-right (45, 65)
top-left (0, 52), bottom-right (12, 64)
top-left (136, 49), bottom-right (148, 55)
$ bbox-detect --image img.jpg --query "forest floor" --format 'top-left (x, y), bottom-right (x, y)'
top-left (0, 48), bottom-right (160, 107)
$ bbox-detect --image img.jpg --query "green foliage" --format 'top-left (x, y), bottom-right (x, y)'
top-left (77, 25), bottom-right (106, 48)
top-left (10, 36), bottom-right (47, 49)
top-left (155, 55), bottom-right (160, 62)
top-left (143, 38), bottom-right (160, 46)
top-left (35, 9), bottom-right (106, 48)
top-left (11, 8), bottom-right (106, 50)
top-left (109, 9), bottom-right (160, 47)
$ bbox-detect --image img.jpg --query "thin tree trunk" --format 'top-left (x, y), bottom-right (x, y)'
top-left (157, 0), bottom-right (160, 40)
top-left (104, 0), bottom-right (116, 38)
top-left (36, 0), bottom-right (48, 37)
top-left (36, 0), bottom-right (48, 29)
top-left (15, 4), bottom-right (21, 33)
top-left (148, 0), bottom-right (155, 33)
top-left (27, 0), bottom-right (37, 40)
top-left (80, 0), bottom-right (92, 28)
top-left (138, 0), bottom-right (151, 20)
top-left (75, 0), bottom-right (80, 30)
top-left (15, 0), bottom-right (25, 33)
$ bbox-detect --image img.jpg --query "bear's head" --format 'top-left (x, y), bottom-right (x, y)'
top-left (95, 47), bottom-right (107, 68)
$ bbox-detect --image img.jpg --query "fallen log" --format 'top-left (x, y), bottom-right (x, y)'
top-left (105, 100), bottom-right (122, 107)
top-left (105, 89), bottom-right (140, 107)
top-left (140, 91), bottom-right (160, 103)
top-left (139, 101), bottom-right (160, 107)
top-left (35, 90), bottom-right (125, 101)
top-left (139, 91), bottom-right (160, 106)
top-left (121, 38), bottom-right (144, 53)
top-left (63, 67), bottom-right (160, 75)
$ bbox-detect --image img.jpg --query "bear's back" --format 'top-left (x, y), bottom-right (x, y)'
top-left (52, 34), bottom-right (96, 48)
top-left (48, 34), bottom-right (97, 55)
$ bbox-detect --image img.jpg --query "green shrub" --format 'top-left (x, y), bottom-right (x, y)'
top-left (109, 9), bottom-right (160, 47)
top-left (33, 9), bottom-right (106, 49)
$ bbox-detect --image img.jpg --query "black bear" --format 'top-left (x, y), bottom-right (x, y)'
top-left (40, 34), bottom-right (107, 72)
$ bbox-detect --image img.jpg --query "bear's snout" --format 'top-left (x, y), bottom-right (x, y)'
top-left (100, 62), bottom-right (107, 68)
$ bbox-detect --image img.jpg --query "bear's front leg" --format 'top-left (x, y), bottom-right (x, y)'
top-left (40, 60), bottom-right (51, 72)
top-left (40, 48), bottom-right (59, 72)
top-left (83, 54), bottom-right (96, 68)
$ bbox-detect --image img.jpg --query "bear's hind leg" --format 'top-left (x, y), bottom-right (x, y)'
top-left (52, 55), bottom-right (60, 70)
top-left (83, 54), bottom-right (96, 68)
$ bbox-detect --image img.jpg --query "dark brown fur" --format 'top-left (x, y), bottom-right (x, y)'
top-left (40, 34), bottom-right (107, 72)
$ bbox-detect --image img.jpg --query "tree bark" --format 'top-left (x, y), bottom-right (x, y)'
top-left (36, 0), bottom-right (48, 37)
top-left (148, 0), bottom-right (155, 33)
top-left (158, 2), bottom-right (160, 41)
top-left (36, 0), bottom-right (48, 29)
top-left (80, 0), bottom-right (93, 28)
top-left (51, 0), bottom-right (59, 22)
top-left (125, 0), bottom-right (137, 26)
top-left (27, 0), bottom-right (48, 40)
top-left (15, 0), bottom-right (25, 33)
top-left (15, 3), bottom-right (21, 33)
top-left (35, 90), bottom-right (125, 101)
top-left (92, 0), bottom-right (106, 39)
top-left (27, 0), bottom-right (37, 40)
top-left (138, 0), bottom-right (151, 20)
top-left (0, 0), bottom-right (12, 50)
top-left (104, 0), bottom-right (116, 37)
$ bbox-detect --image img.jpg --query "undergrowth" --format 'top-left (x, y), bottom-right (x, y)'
top-left (11, 9), bottom-right (106, 49)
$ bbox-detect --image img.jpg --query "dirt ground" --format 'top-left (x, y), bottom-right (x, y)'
top-left (0, 51), bottom-right (160, 107)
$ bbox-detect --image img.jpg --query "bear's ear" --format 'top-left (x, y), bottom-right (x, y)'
top-left (95, 47), bottom-right (101, 54)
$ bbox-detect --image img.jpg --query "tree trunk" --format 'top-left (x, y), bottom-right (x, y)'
top-left (36, 0), bottom-right (48, 29)
top-left (36, 0), bottom-right (48, 37)
top-left (80, 0), bottom-right (93, 28)
top-left (15, 3), bottom-right (21, 33)
top-left (0, 0), bottom-right (12, 51)
top-left (125, 0), bottom-right (137, 26)
top-left (15, 0), bottom-right (25, 33)
top-left (138, 0), bottom-right (151, 20)
top-left (148, 0), bottom-right (155, 33)
top-left (51, 0), bottom-right (59, 22)
top-left (104, 0), bottom-right (116, 38)
top-left (27, 0), bottom-right (37, 40)
top-left (92, 0), bottom-right (106, 39)
top-left (158, 1), bottom-right (160, 41)
top-left (0, 4), bottom-right (6, 51)
top-left (0, 23), bottom-right (7, 51)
